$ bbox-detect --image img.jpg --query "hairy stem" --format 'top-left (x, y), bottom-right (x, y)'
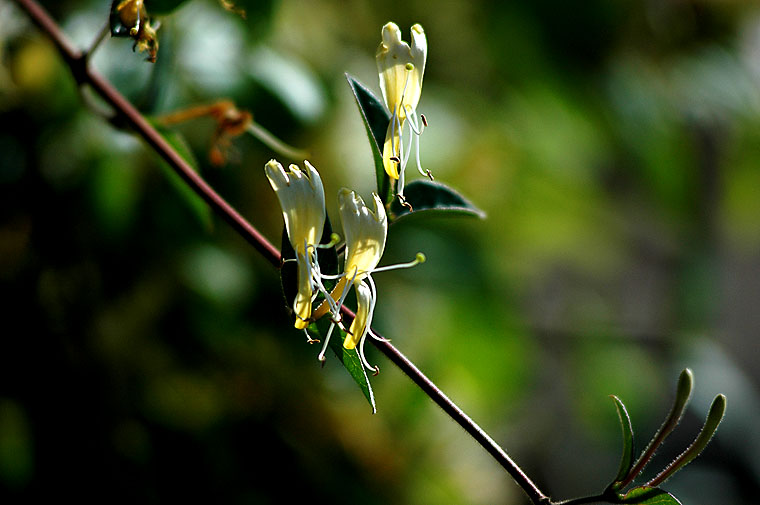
top-left (12, 1), bottom-right (549, 503)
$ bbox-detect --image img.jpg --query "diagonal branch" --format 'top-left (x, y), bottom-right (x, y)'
top-left (11, 1), bottom-right (549, 503)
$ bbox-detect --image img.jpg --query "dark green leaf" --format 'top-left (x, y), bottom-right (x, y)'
top-left (389, 179), bottom-right (486, 222)
top-left (307, 317), bottom-right (376, 413)
top-left (345, 73), bottom-right (392, 204)
top-left (610, 395), bottom-right (636, 491)
top-left (150, 124), bottom-right (213, 230)
top-left (620, 487), bottom-right (682, 504)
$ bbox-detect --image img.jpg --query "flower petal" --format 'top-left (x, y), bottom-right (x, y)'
top-left (376, 22), bottom-right (427, 117)
top-left (345, 280), bottom-right (372, 350)
top-left (338, 189), bottom-right (387, 281)
top-left (264, 159), bottom-right (325, 254)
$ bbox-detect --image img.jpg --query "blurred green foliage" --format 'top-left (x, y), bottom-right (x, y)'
top-left (1, 0), bottom-right (759, 503)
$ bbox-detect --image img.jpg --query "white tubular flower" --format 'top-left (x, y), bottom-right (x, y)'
top-left (265, 159), bottom-right (326, 330)
top-left (377, 22), bottom-right (426, 124)
top-left (313, 189), bottom-right (424, 370)
top-left (315, 189), bottom-right (386, 371)
top-left (376, 22), bottom-right (430, 197)
top-left (339, 189), bottom-right (386, 351)
top-left (341, 190), bottom-right (387, 283)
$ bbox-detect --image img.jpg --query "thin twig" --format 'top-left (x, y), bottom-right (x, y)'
top-left (11, 1), bottom-right (550, 503)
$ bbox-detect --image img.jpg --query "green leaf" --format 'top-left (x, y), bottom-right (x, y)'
top-left (620, 487), bottom-right (682, 504)
top-left (315, 317), bottom-right (376, 413)
top-left (150, 124), bottom-right (213, 230)
top-left (647, 394), bottom-right (727, 487)
top-left (610, 395), bottom-right (635, 490)
top-left (623, 369), bottom-right (694, 487)
top-left (389, 179), bottom-right (486, 222)
top-left (345, 73), bottom-right (392, 204)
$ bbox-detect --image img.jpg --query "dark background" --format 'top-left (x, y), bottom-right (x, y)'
top-left (1, 0), bottom-right (759, 503)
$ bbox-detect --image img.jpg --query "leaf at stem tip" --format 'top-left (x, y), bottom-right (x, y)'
top-left (610, 395), bottom-right (635, 490)
top-left (622, 369), bottom-right (694, 487)
top-left (389, 179), bottom-right (486, 222)
top-left (620, 486), bottom-right (682, 504)
top-left (345, 73), bottom-right (392, 204)
top-left (647, 394), bottom-right (726, 487)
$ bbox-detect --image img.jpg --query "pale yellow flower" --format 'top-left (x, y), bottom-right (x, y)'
top-left (338, 189), bottom-right (387, 350)
top-left (314, 189), bottom-right (423, 371)
top-left (376, 22), bottom-right (427, 185)
top-left (265, 159), bottom-right (326, 329)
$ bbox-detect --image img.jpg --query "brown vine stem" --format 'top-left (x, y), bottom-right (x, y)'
top-left (12, 1), bottom-right (550, 503)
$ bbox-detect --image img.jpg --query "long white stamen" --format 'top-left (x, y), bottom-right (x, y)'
top-left (407, 108), bottom-right (422, 136)
top-left (335, 268), bottom-right (359, 313)
top-left (370, 252), bottom-right (426, 274)
top-left (356, 276), bottom-right (380, 371)
top-left (358, 328), bottom-right (374, 371)
top-left (317, 321), bottom-right (336, 362)
top-left (405, 110), bottom-right (429, 179)
top-left (368, 328), bottom-right (390, 343)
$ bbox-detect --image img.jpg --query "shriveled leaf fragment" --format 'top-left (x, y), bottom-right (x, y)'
top-left (109, 0), bottom-right (159, 62)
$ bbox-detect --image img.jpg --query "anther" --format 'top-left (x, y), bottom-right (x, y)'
top-left (372, 365), bottom-right (380, 376)
top-left (421, 114), bottom-right (428, 127)
top-left (390, 156), bottom-right (401, 164)
top-left (425, 169), bottom-right (434, 181)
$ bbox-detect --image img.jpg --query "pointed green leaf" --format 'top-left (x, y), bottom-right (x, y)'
top-left (327, 322), bottom-right (376, 413)
top-left (150, 124), bottom-right (213, 230)
top-left (647, 394), bottom-right (726, 487)
top-left (620, 487), bottom-right (682, 504)
top-left (306, 317), bottom-right (376, 413)
top-left (345, 73), bottom-right (392, 204)
top-left (610, 395), bottom-right (636, 490)
top-left (389, 179), bottom-right (486, 222)
top-left (623, 369), bottom-right (694, 487)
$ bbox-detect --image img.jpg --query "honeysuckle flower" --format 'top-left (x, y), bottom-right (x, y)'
top-left (264, 159), bottom-right (326, 331)
top-left (316, 189), bottom-right (425, 372)
top-left (376, 22), bottom-right (431, 199)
